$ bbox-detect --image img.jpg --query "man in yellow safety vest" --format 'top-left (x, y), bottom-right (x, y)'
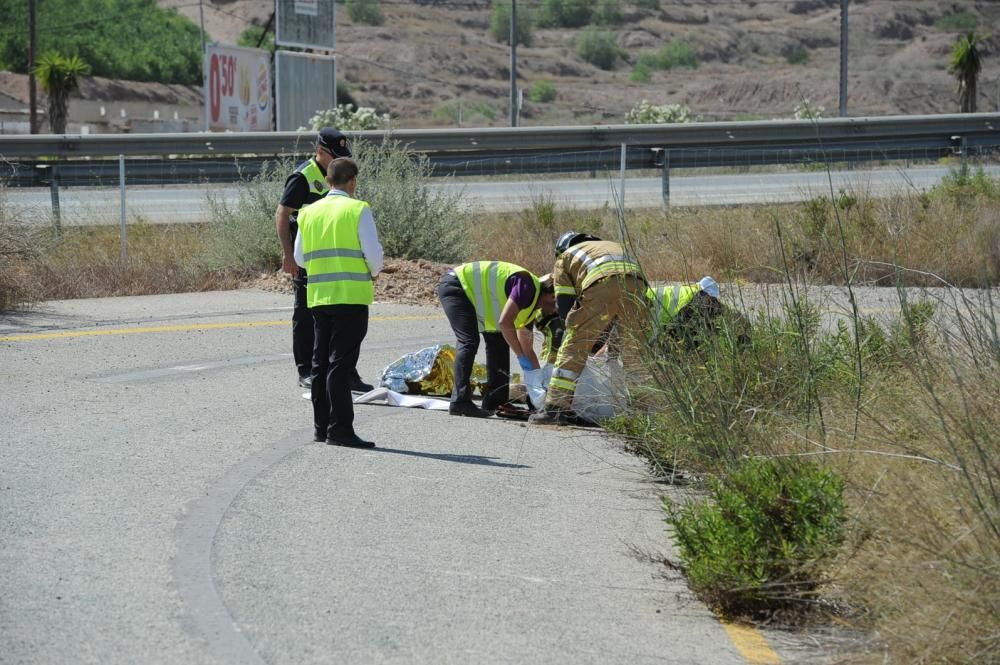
top-left (294, 158), bottom-right (384, 448)
top-left (275, 127), bottom-right (373, 394)
top-left (437, 262), bottom-right (557, 417)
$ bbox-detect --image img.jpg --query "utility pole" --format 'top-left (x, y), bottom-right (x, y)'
top-left (28, 0), bottom-right (37, 133)
top-left (199, 0), bottom-right (207, 131)
top-left (839, 0), bottom-right (848, 116)
top-left (509, 0), bottom-right (518, 127)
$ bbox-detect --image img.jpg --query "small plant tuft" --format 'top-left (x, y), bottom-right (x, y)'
top-left (527, 80), bottom-right (557, 103)
top-left (346, 0), bottom-right (384, 26)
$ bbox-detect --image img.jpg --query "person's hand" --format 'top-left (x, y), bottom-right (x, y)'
top-left (517, 356), bottom-right (534, 372)
top-left (282, 254), bottom-right (298, 277)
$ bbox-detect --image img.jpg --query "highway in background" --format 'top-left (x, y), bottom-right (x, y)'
top-left (6, 164), bottom-right (998, 225)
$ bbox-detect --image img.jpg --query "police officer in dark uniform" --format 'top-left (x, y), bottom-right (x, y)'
top-left (275, 128), bottom-right (375, 392)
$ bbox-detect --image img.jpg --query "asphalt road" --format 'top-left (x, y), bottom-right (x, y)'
top-left (7, 164), bottom-right (998, 225)
top-left (1, 290), bottom-right (818, 664)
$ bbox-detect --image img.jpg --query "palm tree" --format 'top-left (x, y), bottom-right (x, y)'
top-left (34, 52), bottom-right (90, 133)
top-left (949, 32), bottom-right (982, 113)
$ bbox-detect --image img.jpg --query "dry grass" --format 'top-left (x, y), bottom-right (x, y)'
top-left (0, 221), bottom-right (250, 307)
top-left (812, 300), bottom-right (999, 663)
top-left (469, 189), bottom-right (1000, 288)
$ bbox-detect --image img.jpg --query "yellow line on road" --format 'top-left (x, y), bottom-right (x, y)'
top-left (721, 620), bottom-right (782, 664)
top-left (0, 315), bottom-right (443, 342)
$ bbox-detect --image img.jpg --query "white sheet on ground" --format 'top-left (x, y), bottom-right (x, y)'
top-left (352, 386), bottom-right (450, 410)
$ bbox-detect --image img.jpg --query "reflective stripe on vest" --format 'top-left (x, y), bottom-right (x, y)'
top-left (299, 195), bottom-right (373, 307)
top-left (648, 284), bottom-right (700, 324)
top-left (566, 246), bottom-right (643, 291)
top-left (455, 261), bottom-right (540, 332)
top-left (297, 159), bottom-right (329, 198)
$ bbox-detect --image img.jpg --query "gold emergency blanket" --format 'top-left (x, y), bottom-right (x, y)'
top-left (379, 344), bottom-right (488, 397)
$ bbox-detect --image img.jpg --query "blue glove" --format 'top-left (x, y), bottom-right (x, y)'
top-left (517, 356), bottom-right (534, 373)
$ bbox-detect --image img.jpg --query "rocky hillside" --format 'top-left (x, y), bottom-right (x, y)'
top-left (148, 1), bottom-right (1000, 126)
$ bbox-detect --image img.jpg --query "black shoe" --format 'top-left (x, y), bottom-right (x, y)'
top-left (350, 375), bottom-right (375, 392)
top-left (299, 375), bottom-right (313, 389)
top-left (327, 432), bottom-right (375, 448)
top-left (449, 402), bottom-right (493, 418)
top-left (528, 407), bottom-right (574, 426)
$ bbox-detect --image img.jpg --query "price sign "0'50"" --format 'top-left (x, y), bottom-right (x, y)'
top-left (208, 52), bottom-right (237, 124)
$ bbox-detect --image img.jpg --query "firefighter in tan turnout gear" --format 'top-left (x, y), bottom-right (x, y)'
top-left (529, 232), bottom-right (648, 426)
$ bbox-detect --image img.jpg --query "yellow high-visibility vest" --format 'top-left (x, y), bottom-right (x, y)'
top-left (455, 261), bottom-right (540, 332)
top-left (298, 195), bottom-right (373, 307)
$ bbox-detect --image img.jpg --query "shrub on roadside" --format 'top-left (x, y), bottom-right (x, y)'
top-left (302, 104), bottom-right (390, 132)
top-left (204, 141), bottom-right (469, 270)
top-left (0, 186), bottom-right (40, 309)
top-left (202, 159), bottom-right (291, 272)
top-left (625, 100), bottom-right (693, 124)
top-left (928, 163), bottom-right (1000, 202)
top-left (350, 139), bottom-right (469, 263)
top-left (666, 457), bottom-right (846, 614)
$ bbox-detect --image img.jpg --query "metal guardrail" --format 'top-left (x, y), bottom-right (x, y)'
top-left (1, 114), bottom-right (998, 188)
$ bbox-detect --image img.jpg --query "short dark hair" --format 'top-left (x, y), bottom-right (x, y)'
top-left (327, 158), bottom-right (359, 188)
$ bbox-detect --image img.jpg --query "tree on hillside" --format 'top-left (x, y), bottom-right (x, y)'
top-left (0, 0), bottom-right (201, 85)
top-left (949, 31), bottom-right (982, 113)
top-left (35, 52), bottom-right (90, 134)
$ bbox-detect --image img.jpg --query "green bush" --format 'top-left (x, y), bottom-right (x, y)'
top-left (575, 28), bottom-right (622, 70)
top-left (666, 457), bottom-right (846, 614)
top-left (537, 0), bottom-right (593, 28)
top-left (237, 25), bottom-right (274, 52)
top-left (527, 80), bottom-right (557, 103)
top-left (490, 0), bottom-right (534, 46)
top-left (0, 0), bottom-right (201, 84)
top-left (203, 142), bottom-right (468, 271)
top-left (632, 0), bottom-right (660, 9)
top-left (351, 139), bottom-right (469, 263)
top-left (346, 0), bottom-right (384, 25)
top-left (785, 46), bottom-right (809, 65)
top-left (928, 163), bottom-right (1000, 202)
top-left (629, 63), bottom-right (651, 83)
top-left (656, 40), bottom-right (699, 69)
top-left (202, 159), bottom-right (292, 272)
top-left (936, 11), bottom-right (978, 32)
top-left (593, 0), bottom-right (624, 25)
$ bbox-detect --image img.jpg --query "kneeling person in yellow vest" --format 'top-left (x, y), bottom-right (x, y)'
top-left (529, 232), bottom-right (648, 426)
top-left (437, 262), bottom-right (557, 418)
top-left (294, 158), bottom-right (384, 448)
top-left (648, 276), bottom-right (747, 349)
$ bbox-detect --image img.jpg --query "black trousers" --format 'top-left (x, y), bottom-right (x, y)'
top-left (311, 304), bottom-right (369, 438)
top-left (292, 268), bottom-right (315, 379)
top-left (437, 274), bottom-right (511, 410)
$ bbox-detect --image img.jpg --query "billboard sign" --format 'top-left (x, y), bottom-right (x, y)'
top-left (275, 51), bottom-right (336, 131)
top-left (276, 0), bottom-right (335, 51)
top-left (204, 44), bottom-right (273, 132)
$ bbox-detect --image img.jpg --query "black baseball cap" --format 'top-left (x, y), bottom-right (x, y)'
top-left (317, 127), bottom-right (351, 157)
